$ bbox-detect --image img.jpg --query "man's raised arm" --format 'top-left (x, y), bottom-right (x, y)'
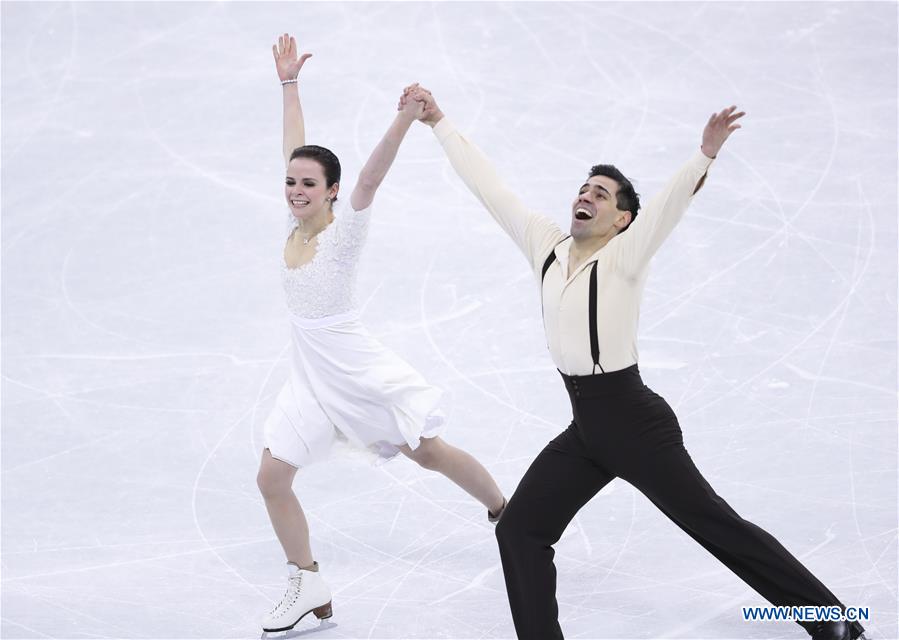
top-left (613, 106), bottom-right (745, 273)
top-left (404, 85), bottom-right (563, 270)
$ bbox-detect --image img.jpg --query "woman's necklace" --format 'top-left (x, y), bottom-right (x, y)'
top-left (297, 215), bottom-right (333, 245)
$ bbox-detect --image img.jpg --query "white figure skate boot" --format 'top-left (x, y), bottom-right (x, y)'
top-left (261, 562), bottom-right (332, 632)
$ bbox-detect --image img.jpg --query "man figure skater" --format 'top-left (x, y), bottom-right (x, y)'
top-left (402, 85), bottom-right (866, 640)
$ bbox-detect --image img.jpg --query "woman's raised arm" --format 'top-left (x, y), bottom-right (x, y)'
top-left (349, 92), bottom-right (424, 212)
top-left (272, 33), bottom-right (312, 167)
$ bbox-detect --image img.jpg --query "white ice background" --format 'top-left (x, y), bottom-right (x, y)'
top-left (2, 2), bottom-right (897, 639)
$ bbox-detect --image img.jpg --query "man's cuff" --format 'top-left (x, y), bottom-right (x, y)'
top-left (432, 117), bottom-right (454, 143)
top-left (690, 148), bottom-right (714, 195)
top-left (693, 147), bottom-right (715, 169)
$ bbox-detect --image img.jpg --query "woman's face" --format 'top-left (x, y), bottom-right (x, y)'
top-left (285, 158), bottom-right (338, 220)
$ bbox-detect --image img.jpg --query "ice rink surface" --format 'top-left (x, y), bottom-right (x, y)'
top-left (2, 2), bottom-right (897, 639)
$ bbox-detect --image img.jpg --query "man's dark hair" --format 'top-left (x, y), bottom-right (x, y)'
top-left (588, 164), bottom-right (641, 233)
top-left (289, 145), bottom-right (341, 201)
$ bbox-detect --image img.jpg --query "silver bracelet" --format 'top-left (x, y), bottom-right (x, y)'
top-left (281, 78), bottom-right (298, 86)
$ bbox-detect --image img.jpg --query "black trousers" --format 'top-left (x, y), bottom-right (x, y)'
top-left (495, 365), bottom-right (864, 640)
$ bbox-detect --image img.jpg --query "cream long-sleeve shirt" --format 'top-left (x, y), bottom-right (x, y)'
top-left (432, 117), bottom-right (714, 376)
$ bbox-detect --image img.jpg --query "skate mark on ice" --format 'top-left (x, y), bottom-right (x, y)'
top-left (261, 619), bottom-right (337, 639)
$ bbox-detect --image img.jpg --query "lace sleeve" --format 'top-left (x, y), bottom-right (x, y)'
top-left (334, 200), bottom-right (372, 254)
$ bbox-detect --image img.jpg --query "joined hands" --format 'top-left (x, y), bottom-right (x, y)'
top-left (398, 83), bottom-right (444, 127)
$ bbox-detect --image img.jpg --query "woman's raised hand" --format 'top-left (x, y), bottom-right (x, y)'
top-left (272, 33), bottom-right (312, 82)
top-left (398, 88), bottom-right (425, 121)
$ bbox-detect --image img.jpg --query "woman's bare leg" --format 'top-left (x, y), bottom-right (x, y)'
top-left (256, 448), bottom-right (314, 567)
top-left (400, 436), bottom-right (505, 515)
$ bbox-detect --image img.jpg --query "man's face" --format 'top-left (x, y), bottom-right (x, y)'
top-left (570, 175), bottom-right (632, 241)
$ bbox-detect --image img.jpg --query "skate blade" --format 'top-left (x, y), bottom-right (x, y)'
top-left (261, 619), bottom-right (336, 639)
top-left (261, 602), bottom-right (335, 637)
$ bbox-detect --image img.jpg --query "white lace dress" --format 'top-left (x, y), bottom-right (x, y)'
top-left (263, 200), bottom-right (445, 467)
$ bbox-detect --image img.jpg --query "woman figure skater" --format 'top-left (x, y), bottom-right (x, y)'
top-left (256, 34), bottom-right (507, 633)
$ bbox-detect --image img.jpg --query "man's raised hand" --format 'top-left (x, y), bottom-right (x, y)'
top-left (701, 106), bottom-right (745, 158)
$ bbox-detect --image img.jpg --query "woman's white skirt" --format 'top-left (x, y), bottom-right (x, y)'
top-left (263, 310), bottom-right (445, 467)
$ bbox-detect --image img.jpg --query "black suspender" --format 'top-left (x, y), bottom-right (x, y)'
top-left (540, 237), bottom-right (569, 311)
top-left (587, 262), bottom-right (603, 374)
top-left (540, 239), bottom-right (605, 374)
top-left (541, 249), bottom-right (557, 283)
